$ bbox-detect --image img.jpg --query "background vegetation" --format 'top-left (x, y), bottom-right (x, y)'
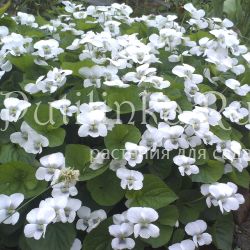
top-left (1, 0), bottom-right (249, 44)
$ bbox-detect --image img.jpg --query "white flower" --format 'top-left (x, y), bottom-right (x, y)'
top-left (76, 206), bottom-right (91, 232)
top-left (150, 28), bottom-right (183, 51)
top-left (104, 21), bottom-right (121, 36)
top-left (178, 110), bottom-right (209, 136)
top-left (116, 168), bottom-right (144, 190)
top-left (0, 71), bottom-right (5, 80)
top-left (63, 198), bottom-right (82, 223)
top-left (190, 37), bottom-right (211, 56)
top-left (2, 33), bottom-right (32, 56)
top-left (10, 121), bottom-right (31, 147)
top-left (173, 155), bottom-right (199, 176)
top-left (184, 126), bottom-right (202, 148)
top-left (79, 65), bottom-right (105, 88)
top-left (169, 239), bottom-right (196, 250)
top-left (194, 106), bottom-right (221, 127)
top-left (172, 64), bottom-right (203, 85)
top-left (0, 26), bottom-right (9, 39)
top-left (62, 1), bottom-right (82, 13)
top-left (223, 101), bottom-right (248, 123)
top-left (76, 206), bottom-right (107, 232)
top-left (77, 110), bottom-right (108, 138)
top-left (225, 79), bottom-right (250, 96)
top-left (159, 124), bottom-right (189, 151)
top-left (149, 92), bottom-right (169, 111)
top-left (10, 122), bottom-right (49, 154)
top-left (185, 220), bottom-right (212, 247)
top-left (70, 239), bottom-right (82, 250)
top-left (39, 196), bottom-right (68, 223)
top-left (149, 94), bottom-right (177, 122)
top-left (127, 207), bottom-right (160, 239)
top-left (36, 152), bottom-right (65, 182)
top-left (24, 132), bottom-right (49, 154)
top-left (113, 211), bottom-right (130, 225)
top-left (229, 149), bottom-right (250, 172)
top-left (52, 182), bottom-right (78, 197)
top-left (140, 124), bottom-right (163, 151)
top-left (123, 64), bottom-right (156, 84)
top-left (88, 209), bottom-right (107, 232)
top-left (201, 182), bottom-right (245, 213)
top-left (194, 92), bottom-right (216, 107)
top-left (26, 69), bottom-right (72, 94)
top-left (0, 97), bottom-right (30, 122)
top-left (225, 79), bottom-right (240, 89)
top-left (242, 52), bottom-right (250, 64)
top-left (24, 206), bottom-right (56, 240)
top-left (15, 12), bottom-right (38, 27)
top-left (202, 131), bottom-right (220, 145)
top-left (0, 193), bottom-right (24, 225)
top-left (109, 223), bottom-right (135, 250)
top-left (73, 11), bottom-right (87, 19)
top-left (50, 99), bottom-right (78, 116)
top-left (146, 76), bottom-right (170, 89)
top-left (103, 79), bottom-right (130, 88)
top-left (184, 3), bottom-right (205, 19)
top-left (124, 142), bottom-right (147, 167)
top-left (33, 39), bottom-right (64, 60)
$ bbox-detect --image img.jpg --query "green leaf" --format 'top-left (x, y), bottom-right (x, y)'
top-left (103, 85), bottom-right (142, 114)
top-left (192, 160), bottom-right (224, 183)
top-left (24, 104), bottom-right (65, 132)
top-left (0, 121), bottom-right (16, 144)
top-left (227, 169), bottom-right (250, 189)
top-left (171, 228), bottom-right (185, 244)
top-left (61, 60), bottom-right (94, 77)
top-left (8, 55), bottom-right (36, 72)
top-left (211, 0), bottom-right (225, 17)
top-left (223, 0), bottom-right (237, 18)
top-left (230, 127), bottom-right (243, 141)
top-left (147, 157), bottom-right (172, 179)
top-left (83, 218), bottom-right (113, 250)
top-left (177, 96), bottom-right (193, 111)
top-left (43, 128), bottom-right (66, 147)
top-left (142, 224), bottom-right (173, 248)
top-left (0, 144), bottom-right (35, 164)
top-left (0, 161), bottom-right (46, 198)
top-left (87, 170), bottom-right (125, 206)
top-left (0, 0), bottom-right (11, 16)
top-left (17, 26), bottom-right (45, 38)
top-left (178, 203), bottom-right (203, 224)
top-left (81, 164), bottom-right (109, 181)
top-left (74, 17), bottom-right (98, 30)
top-left (189, 31), bottom-right (213, 41)
top-left (0, 15), bottom-right (16, 29)
top-left (126, 174), bottom-right (178, 209)
top-left (212, 214), bottom-right (234, 250)
top-left (65, 144), bottom-right (91, 176)
top-left (104, 124), bottom-right (141, 159)
top-left (23, 223), bottom-right (76, 250)
top-left (210, 124), bottom-right (231, 140)
top-left (177, 190), bottom-right (206, 224)
top-left (66, 87), bottom-right (99, 104)
top-left (158, 205), bottom-right (179, 226)
top-left (121, 22), bottom-right (148, 38)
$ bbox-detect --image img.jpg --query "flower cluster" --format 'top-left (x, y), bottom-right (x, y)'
top-left (109, 207), bottom-right (160, 249)
top-left (201, 182), bottom-right (245, 213)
